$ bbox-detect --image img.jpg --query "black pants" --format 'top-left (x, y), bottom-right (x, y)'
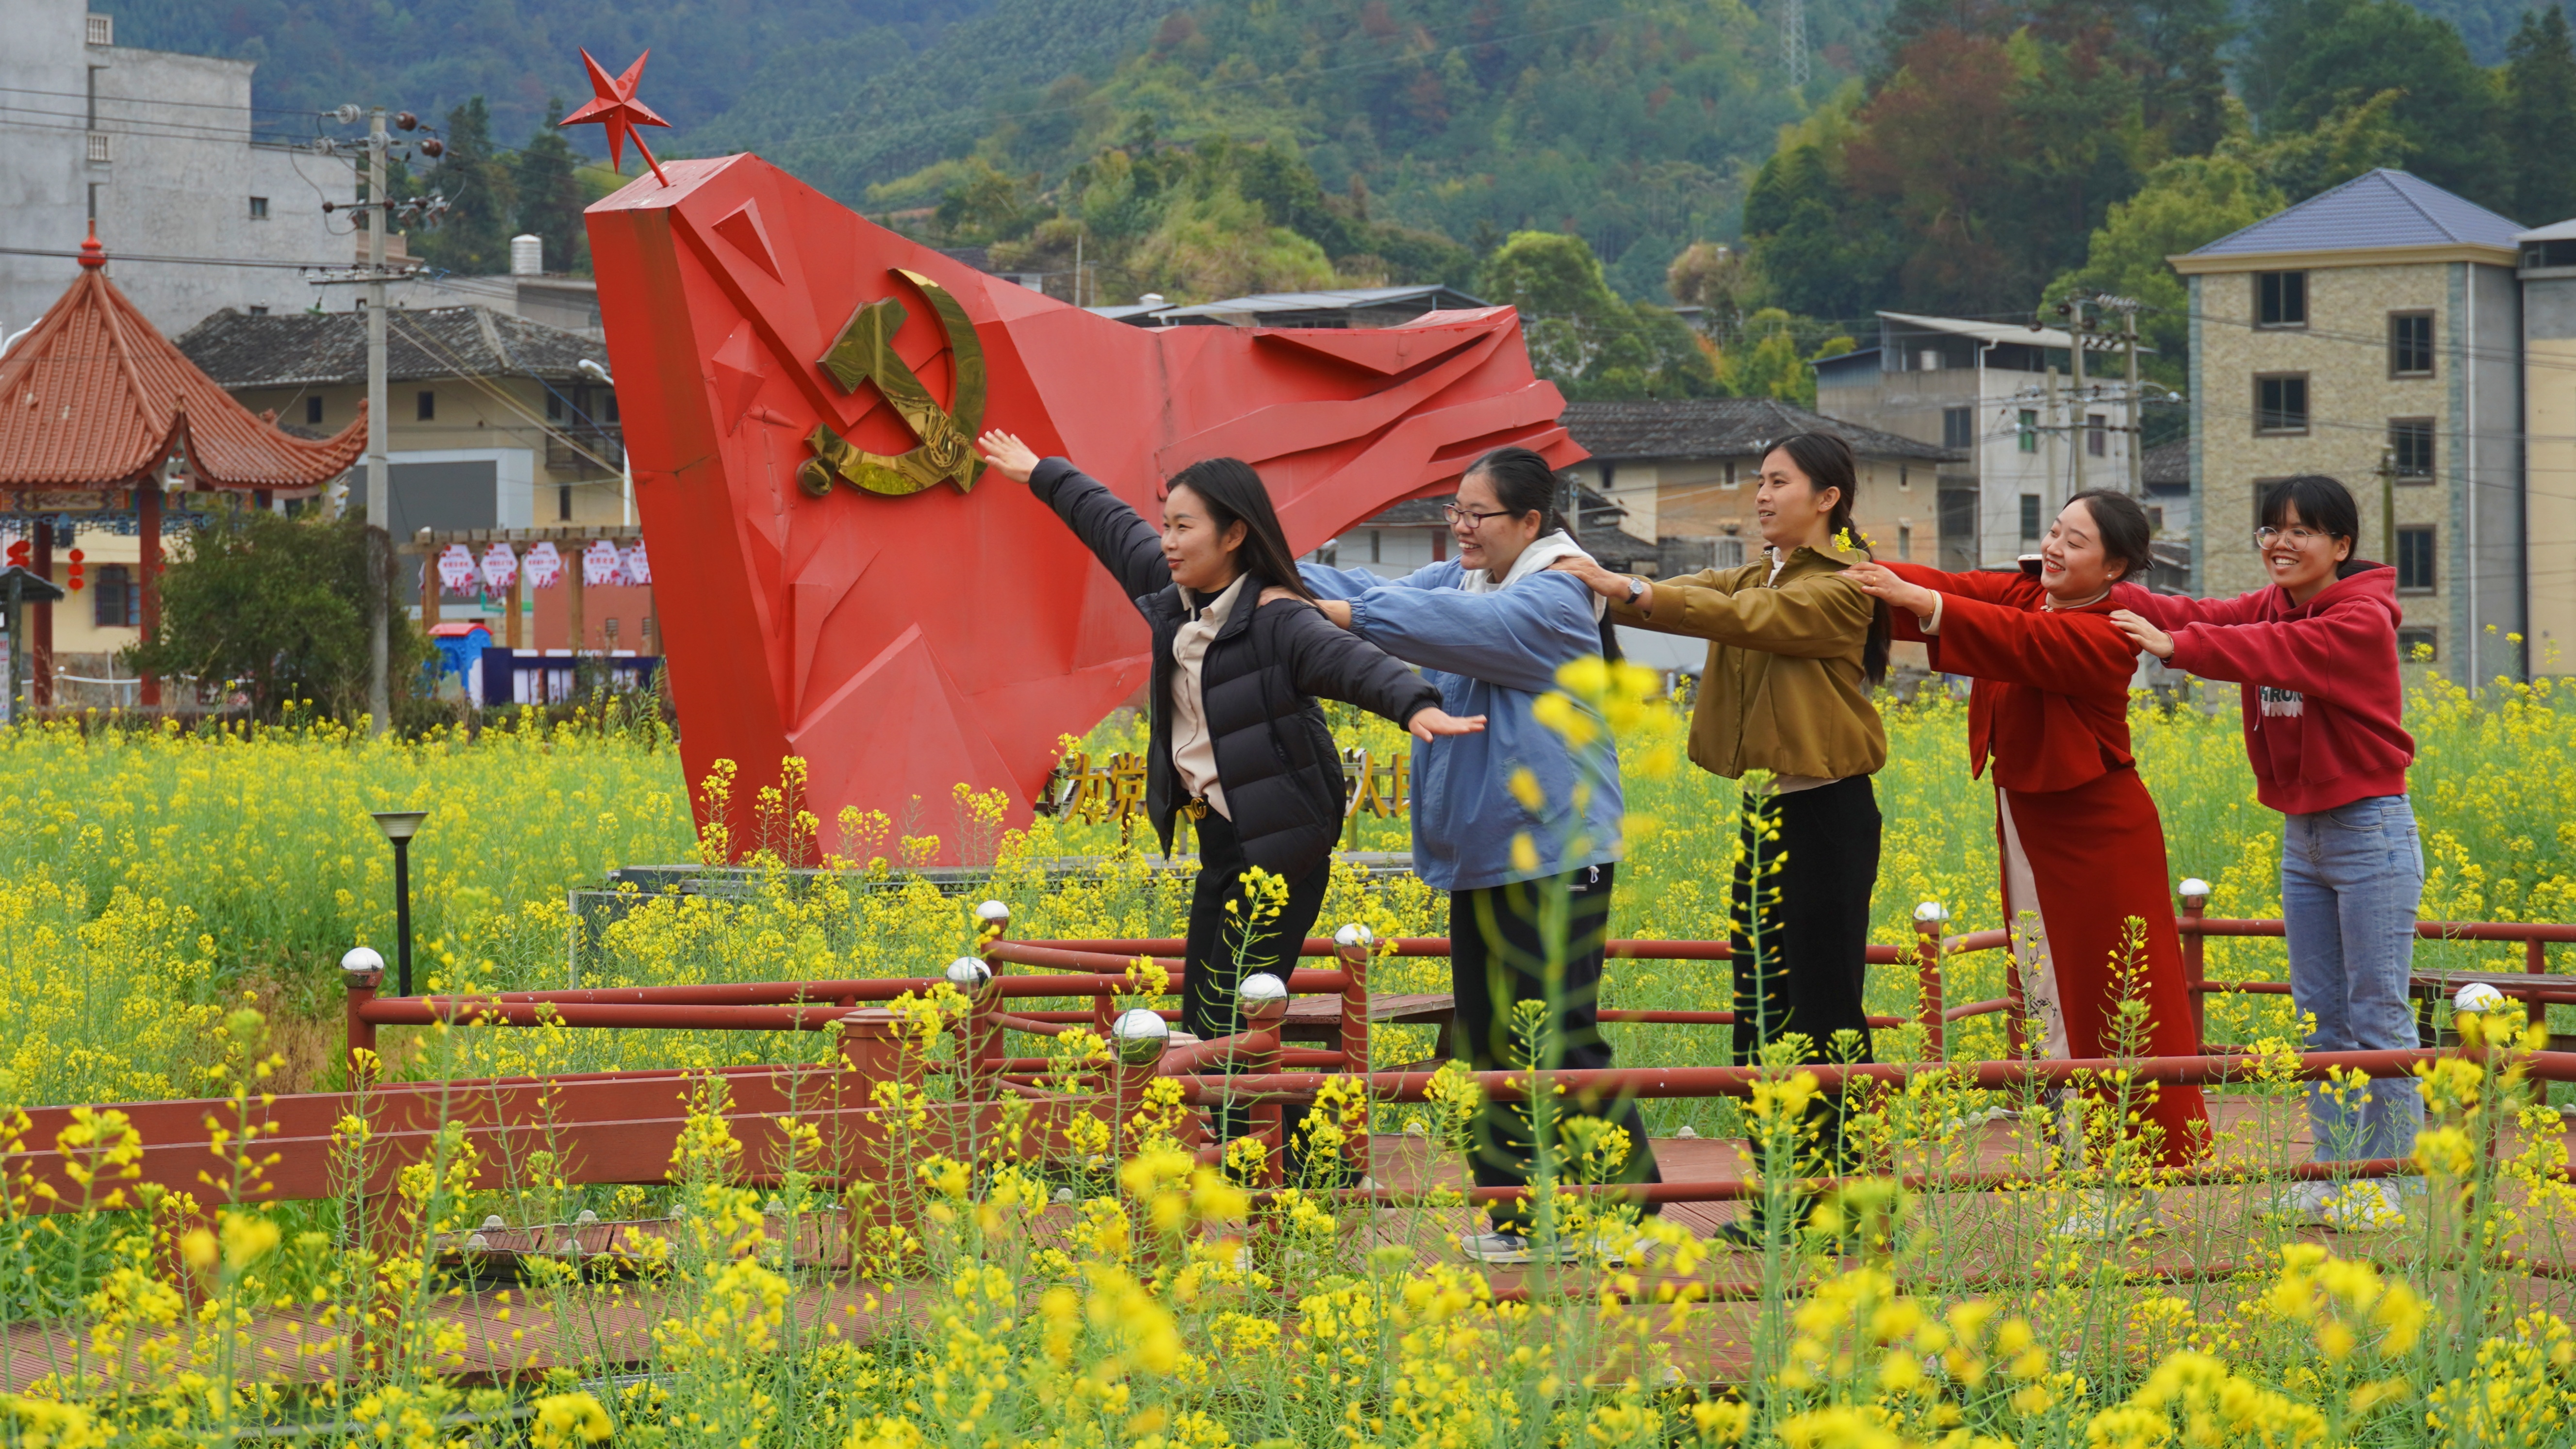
top-left (1450, 864), bottom-right (1662, 1231)
top-left (1184, 810), bottom-right (1331, 1151)
top-left (1730, 776), bottom-right (1882, 1206)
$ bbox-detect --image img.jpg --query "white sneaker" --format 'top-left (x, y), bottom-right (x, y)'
top-left (2266, 1179), bottom-right (2336, 1226)
top-left (1460, 1231), bottom-right (1576, 1265)
top-left (1591, 1229), bottom-right (1637, 1265)
top-left (2050, 1190), bottom-right (2159, 1241)
top-left (2320, 1181), bottom-right (2404, 1231)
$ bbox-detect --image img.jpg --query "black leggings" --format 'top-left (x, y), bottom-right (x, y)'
top-left (1450, 864), bottom-right (1661, 1230)
top-left (1183, 811), bottom-right (1331, 1148)
top-left (1730, 776), bottom-right (1882, 1198)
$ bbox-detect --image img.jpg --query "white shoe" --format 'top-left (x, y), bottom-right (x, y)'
top-left (1460, 1231), bottom-right (1576, 1265)
top-left (1591, 1229), bottom-right (1637, 1265)
top-left (2050, 1191), bottom-right (2159, 1241)
top-left (2266, 1179), bottom-right (2335, 1226)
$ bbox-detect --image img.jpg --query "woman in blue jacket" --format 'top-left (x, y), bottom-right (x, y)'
top-left (1302, 445), bottom-right (1660, 1264)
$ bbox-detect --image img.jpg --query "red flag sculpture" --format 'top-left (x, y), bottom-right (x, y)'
top-left (584, 152), bottom-right (1581, 863)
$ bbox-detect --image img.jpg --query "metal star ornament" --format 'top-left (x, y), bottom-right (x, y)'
top-left (561, 48), bottom-right (672, 186)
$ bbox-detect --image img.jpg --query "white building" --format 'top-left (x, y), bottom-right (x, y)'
top-left (0, 2), bottom-right (352, 341)
top-left (1816, 312), bottom-right (2147, 571)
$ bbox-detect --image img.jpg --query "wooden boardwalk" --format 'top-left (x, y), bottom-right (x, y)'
top-left (4, 1098), bottom-right (2568, 1392)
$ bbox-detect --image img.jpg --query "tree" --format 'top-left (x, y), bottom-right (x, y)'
top-left (1713, 310), bottom-right (1856, 408)
top-left (2242, 0), bottom-right (2509, 213)
top-left (414, 97), bottom-right (517, 274)
top-left (1741, 142), bottom-right (1904, 321)
top-left (2505, 6), bottom-right (2576, 226)
top-left (123, 507), bottom-right (434, 724)
top-left (511, 99), bottom-right (588, 277)
top-left (1665, 242), bottom-right (1754, 326)
top-left (1477, 231), bottom-right (1714, 398)
top-left (2047, 152), bottom-right (2285, 384)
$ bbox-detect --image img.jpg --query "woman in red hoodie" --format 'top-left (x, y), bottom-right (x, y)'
top-left (2108, 474), bottom-right (2419, 1229)
top-left (1847, 489), bottom-right (2212, 1235)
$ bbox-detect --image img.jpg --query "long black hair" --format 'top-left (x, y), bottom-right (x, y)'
top-left (1165, 456), bottom-right (1314, 601)
top-left (1465, 445), bottom-right (1622, 663)
top-left (2065, 488), bottom-right (2154, 584)
top-left (1764, 432), bottom-right (1890, 688)
top-left (2260, 474), bottom-right (2371, 577)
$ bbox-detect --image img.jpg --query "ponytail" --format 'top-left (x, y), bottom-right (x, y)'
top-left (1466, 445), bottom-right (1622, 663)
top-left (1763, 432), bottom-right (1889, 688)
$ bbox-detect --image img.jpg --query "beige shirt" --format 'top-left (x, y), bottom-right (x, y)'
top-left (1168, 573), bottom-right (1249, 819)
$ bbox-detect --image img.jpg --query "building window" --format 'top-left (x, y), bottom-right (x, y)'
top-left (305, 395), bottom-right (322, 425)
top-left (2017, 409), bottom-right (2037, 454)
top-left (1899, 464), bottom-right (1911, 491)
top-left (603, 393), bottom-right (619, 423)
top-left (85, 13), bottom-right (112, 45)
top-left (86, 131), bottom-right (110, 163)
top-left (2396, 525), bottom-right (2437, 592)
top-left (558, 484), bottom-right (573, 521)
top-left (1368, 530), bottom-right (1381, 563)
top-left (2390, 418), bottom-right (2435, 481)
top-left (1722, 460), bottom-right (1739, 489)
top-left (1898, 524), bottom-right (1914, 561)
top-left (2019, 494), bottom-right (2042, 542)
top-left (247, 196), bottom-right (269, 220)
top-left (247, 305), bottom-right (268, 316)
top-left (546, 392), bottom-right (564, 421)
top-left (92, 565), bottom-right (135, 628)
top-left (1942, 406), bottom-right (1974, 450)
top-left (2255, 374), bottom-right (2309, 434)
top-left (2148, 505), bottom-right (2166, 531)
top-left (2086, 412), bottom-right (2107, 457)
top-left (2389, 311), bottom-right (2434, 377)
top-left (416, 391), bottom-right (435, 422)
top-left (2257, 270), bottom-right (2307, 327)
top-left (2398, 626), bottom-right (2439, 662)
top-left (1714, 537), bottom-right (1746, 569)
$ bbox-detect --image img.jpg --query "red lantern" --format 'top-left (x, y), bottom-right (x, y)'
top-left (66, 548), bottom-right (83, 592)
top-left (4, 539), bottom-right (26, 569)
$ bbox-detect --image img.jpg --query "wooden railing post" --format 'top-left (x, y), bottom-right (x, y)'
top-left (1912, 902), bottom-right (1948, 1061)
top-left (2178, 878), bottom-right (2211, 1053)
top-left (341, 946), bottom-right (382, 1078)
top-left (1332, 923), bottom-right (1373, 1176)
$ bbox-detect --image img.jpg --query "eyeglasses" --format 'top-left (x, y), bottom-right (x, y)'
top-left (2254, 524), bottom-right (2336, 548)
top-left (1443, 504), bottom-right (1517, 528)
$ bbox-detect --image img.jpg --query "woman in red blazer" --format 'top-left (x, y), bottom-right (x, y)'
top-left (1847, 490), bottom-right (2210, 1223)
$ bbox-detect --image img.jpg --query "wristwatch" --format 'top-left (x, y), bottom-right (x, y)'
top-left (1624, 576), bottom-right (1649, 605)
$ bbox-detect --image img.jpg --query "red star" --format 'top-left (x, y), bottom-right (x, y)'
top-left (561, 49), bottom-right (672, 186)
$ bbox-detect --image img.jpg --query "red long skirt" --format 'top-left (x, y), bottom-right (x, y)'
top-left (1994, 765), bottom-right (2211, 1167)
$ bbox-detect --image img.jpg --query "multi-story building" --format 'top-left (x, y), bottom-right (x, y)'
top-left (0, 2), bottom-right (350, 340)
top-left (2172, 168), bottom-right (2525, 682)
top-left (1816, 313), bottom-right (2144, 574)
top-left (2517, 220), bottom-right (2576, 675)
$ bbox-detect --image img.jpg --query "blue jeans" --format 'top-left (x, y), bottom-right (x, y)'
top-left (2281, 794), bottom-right (2425, 1162)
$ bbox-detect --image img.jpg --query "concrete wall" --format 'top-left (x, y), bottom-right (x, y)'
top-left (2192, 257), bottom-right (2521, 681)
top-left (228, 376), bottom-right (628, 527)
top-left (0, 0), bottom-right (350, 341)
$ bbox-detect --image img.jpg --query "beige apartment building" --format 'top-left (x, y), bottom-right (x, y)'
top-left (2172, 169), bottom-right (2526, 683)
top-left (2518, 221), bottom-right (2576, 675)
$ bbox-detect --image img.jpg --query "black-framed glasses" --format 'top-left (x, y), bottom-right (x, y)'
top-left (1443, 504), bottom-right (1516, 527)
top-left (2254, 524), bottom-right (2332, 548)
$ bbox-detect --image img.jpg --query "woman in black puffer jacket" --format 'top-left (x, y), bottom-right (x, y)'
top-left (979, 429), bottom-right (1483, 1155)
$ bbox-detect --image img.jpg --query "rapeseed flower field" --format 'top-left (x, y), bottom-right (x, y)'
top-left (0, 676), bottom-right (2563, 1448)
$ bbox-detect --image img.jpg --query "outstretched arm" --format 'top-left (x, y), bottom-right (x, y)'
top-left (1312, 572), bottom-right (1602, 694)
top-left (979, 429), bottom-right (1168, 602)
top-left (1270, 603), bottom-right (1486, 740)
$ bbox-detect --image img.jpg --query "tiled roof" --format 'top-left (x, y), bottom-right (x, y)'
top-left (0, 234), bottom-right (367, 489)
top-left (1154, 284), bottom-right (1487, 320)
top-left (1560, 397), bottom-right (1960, 464)
top-left (175, 305), bottom-right (605, 389)
top-left (2144, 438), bottom-right (2188, 487)
top-left (2189, 169), bottom-right (2523, 258)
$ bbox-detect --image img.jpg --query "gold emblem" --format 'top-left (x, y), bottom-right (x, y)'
top-left (798, 268), bottom-right (987, 498)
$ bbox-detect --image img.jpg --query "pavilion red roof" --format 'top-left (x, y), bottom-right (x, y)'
top-left (0, 232), bottom-right (367, 492)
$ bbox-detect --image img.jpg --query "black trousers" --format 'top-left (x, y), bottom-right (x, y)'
top-left (1730, 776), bottom-right (1882, 1204)
top-left (1450, 864), bottom-right (1662, 1231)
top-left (1184, 810), bottom-right (1331, 1150)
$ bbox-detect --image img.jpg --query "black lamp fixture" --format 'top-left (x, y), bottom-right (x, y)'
top-left (370, 810), bottom-right (428, 996)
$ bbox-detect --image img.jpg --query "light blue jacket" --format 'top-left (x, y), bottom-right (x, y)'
top-left (1299, 560), bottom-right (1622, 892)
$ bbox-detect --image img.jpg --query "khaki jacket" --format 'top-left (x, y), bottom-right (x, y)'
top-left (1609, 540), bottom-right (1887, 780)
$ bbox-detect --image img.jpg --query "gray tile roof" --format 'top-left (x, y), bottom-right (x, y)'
top-left (1560, 397), bottom-right (1960, 464)
top-left (2144, 437), bottom-right (2188, 488)
top-left (175, 306), bottom-right (605, 389)
top-left (2189, 169), bottom-right (2523, 259)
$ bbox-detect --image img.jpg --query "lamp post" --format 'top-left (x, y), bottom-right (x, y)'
top-left (370, 810), bottom-right (428, 995)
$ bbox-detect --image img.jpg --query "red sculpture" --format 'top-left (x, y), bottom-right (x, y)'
top-left (585, 153), bottom-right (1580, 862)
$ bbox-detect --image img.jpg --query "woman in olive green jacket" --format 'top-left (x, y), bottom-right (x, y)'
top-left (1555, 432), bottom-right (1890, 1243)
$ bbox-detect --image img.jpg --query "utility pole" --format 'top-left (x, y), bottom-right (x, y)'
top-left (365, 105), bottom-right (390, 734)
top-left (2061, 296), bottom-right (2090, 499)
top-left (2122, 304), bottom-right (2142, 498)
top-left (2378, 445), bottom-right (2398, 569)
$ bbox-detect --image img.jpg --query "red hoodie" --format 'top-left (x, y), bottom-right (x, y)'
top-left (2113, 567), bottom-right (2414, 815)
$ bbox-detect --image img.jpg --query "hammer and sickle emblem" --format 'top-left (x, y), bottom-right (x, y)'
top-left (797, 268), bottom-right (987, 498)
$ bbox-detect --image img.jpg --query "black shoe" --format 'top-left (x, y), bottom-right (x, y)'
top-left (1713, 1219), bottom-right (1769, 1250)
